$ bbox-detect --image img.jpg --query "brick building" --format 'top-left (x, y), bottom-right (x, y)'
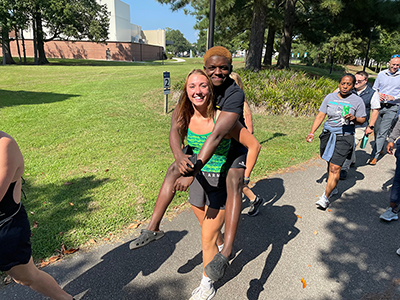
top-left (9, 0), bottom-right (165, 62)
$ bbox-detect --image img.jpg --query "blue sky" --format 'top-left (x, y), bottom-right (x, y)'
top-left (124, 0), bottom-right (199, 43)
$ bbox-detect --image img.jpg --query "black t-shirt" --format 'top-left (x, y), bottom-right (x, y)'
top-left (214, 77), bottom-right (247, 153)
top-left (215, 77), bottom-right (245, 126)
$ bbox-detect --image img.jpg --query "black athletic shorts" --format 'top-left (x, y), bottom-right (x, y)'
top-left (0, 204), bottom-right (32, 271)
top-left (319, 131), bottom-right (354, 167)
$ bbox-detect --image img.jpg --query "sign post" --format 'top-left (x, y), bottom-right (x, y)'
top-left (163, 72), bottom-right (171, 114)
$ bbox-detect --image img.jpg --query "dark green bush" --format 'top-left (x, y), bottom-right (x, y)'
top-left (236, 68), bottom-right (337, 117)
top-left (172, 68), bottom-right (337, 117)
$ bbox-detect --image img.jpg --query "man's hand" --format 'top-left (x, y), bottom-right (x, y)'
top-left (365, 127), bottom-right (373, 135)
top-left (176, 153), bottom-right (194, 175)
top-left (387, 142), bottom-right (395, 155)
top-left (174, 176), bottom-right (194, 192)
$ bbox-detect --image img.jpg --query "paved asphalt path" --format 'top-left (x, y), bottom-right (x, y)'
top-left (2, 142), bottom-right (400, 300)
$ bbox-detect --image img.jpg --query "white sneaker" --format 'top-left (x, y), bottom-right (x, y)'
top-left (379, 208), bottom-right (399, 221)
top-left (316, 195), bottom-right (330, 209)
top-left (189, 285), bottom-right (216, 300)
top-left (396, 248), bottom-right (400, 256)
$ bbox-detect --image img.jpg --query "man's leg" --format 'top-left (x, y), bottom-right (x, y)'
top-left (380, 146), bottom-right (400, 221)
top-left (325, 162), bottom-right (341, 197)
top-left (130, 161), bottom-right (182, 249)
top-left (371, 109), bottom-right (383, 159)
top-left (204, 167), bottom-right (244, 281)
top-left (147, 161), bottom-right (182, 231)
top-left (374, 107), bottom-right (397, 159)
top-left (219, 167), bottom-right (244, 259)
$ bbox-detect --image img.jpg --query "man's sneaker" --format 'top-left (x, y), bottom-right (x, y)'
top-left (316, 195), bottom-right (330, 209)
top-left (379, 207), bottom-right (399, 221)
top-left (189, 285), bottom-right (216, 300)
top-left (339, 170), bottom-right (348, 180)
top-left (248, 196), bottom-right (263, 217)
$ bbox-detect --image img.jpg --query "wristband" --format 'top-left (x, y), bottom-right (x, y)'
top-left (308, 133), bottom-right (314, 136)
top-left (244, 177), bottom-right (250, 185)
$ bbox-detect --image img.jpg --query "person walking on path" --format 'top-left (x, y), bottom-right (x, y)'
top-left (229, 72), bottom-right (264, 216)
top-left (130, 46), bottom-right (255, 282)
top-left (369, 55), bottom-right (400, 165)
top-left (307, 74), bottom-right (366, 209)
top-left (0, 131), bottom-right (74, 300)
top-left (340, 71), bottom-right (380, 179)
top-left (379, 118), bottom-right (400, 222)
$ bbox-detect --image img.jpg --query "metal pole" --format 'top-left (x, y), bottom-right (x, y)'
top-left (363, 27), bottom-right (374, 72)
top-left (165, 94), bottom-right (168, 115)
top-left (207, 0), bottom-right (216, 49)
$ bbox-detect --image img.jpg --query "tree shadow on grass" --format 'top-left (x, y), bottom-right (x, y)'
top-left (0, 89), bottom-right (79, 108)
top-left (22, 175), bottom-right (111, 258)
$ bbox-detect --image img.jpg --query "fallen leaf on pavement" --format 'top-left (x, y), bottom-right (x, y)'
top-left (308, 264), bottom-right (311, 267)
top-left (313, 231), bottom-right (318, 235)
top-left (89, 239), bottom-right (96, 244)
top-left (128, 222), bottom-right (141, 229)
top-left (64, 248), bottom-right (79, 254)
top-left (328, 209), bottom-right (332, 212)
top-left (301, 278), bottom-right (307, 288)
top-left (296, 215), bottom-right (302, 218)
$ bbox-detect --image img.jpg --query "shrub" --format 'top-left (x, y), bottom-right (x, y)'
top-left (236, 68), bottom-right (337, 117)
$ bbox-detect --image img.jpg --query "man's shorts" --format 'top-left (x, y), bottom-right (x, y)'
top-left (189, 171), bottom-right (227, 210)
top-left (226, 140), bottom-right (248, 169)
top-left (319, 131), bottom-right (354, 167)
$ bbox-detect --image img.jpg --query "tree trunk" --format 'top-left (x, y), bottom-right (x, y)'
top-left (35, 12), bottom-right (49, 64)
top-left (21, 29), bottom-right (27, 64)
top-left (263, 26), bottom-right (275, 66)
top-left (15, 28), bottom-right (22, 64)
top-left (32, 18), bottom-right (38, 64)
top-left (277, 0), bottom-right (297, 69)
top-left (245, 0), bottom-right (268, 71)
top-left (1, 27), bottom-right (16, 65)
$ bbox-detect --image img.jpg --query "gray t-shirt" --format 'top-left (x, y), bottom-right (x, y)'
top-left (319, 92), bottom-right (366, 128)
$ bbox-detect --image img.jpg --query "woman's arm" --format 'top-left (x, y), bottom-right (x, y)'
top-left (228, 122), bottom-right (261, 179)
top-left (0, 137), bottom-right (21, 202)
top-left (306, 111), bottom-right (326, 142)
top-left (243, 100), bottom-right (254, 134)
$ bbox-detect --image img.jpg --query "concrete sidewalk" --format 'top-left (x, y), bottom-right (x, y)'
top-left (2, 143), bottom-right (400, 300)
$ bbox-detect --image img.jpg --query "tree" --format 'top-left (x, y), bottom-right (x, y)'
top-left (165, 27), bottom-right (191, 55)
top-left (244, 0), bottom-right (268, 71)
top-left (29, 0), bottom-right (110, 64)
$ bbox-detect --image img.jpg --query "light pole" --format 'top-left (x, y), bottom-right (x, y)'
top-left (330, 42), bottom-right (337, 75)
top-left (207, 0), bottom-right (216, 49)
top-left (363, 27), bottom-right (374, 72)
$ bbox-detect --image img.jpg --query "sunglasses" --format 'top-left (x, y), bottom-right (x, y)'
top-left (392, 54), bottom-right (400, 58)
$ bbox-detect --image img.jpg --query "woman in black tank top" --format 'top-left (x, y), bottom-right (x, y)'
top-left (0, 131), bottom-right (74, 300)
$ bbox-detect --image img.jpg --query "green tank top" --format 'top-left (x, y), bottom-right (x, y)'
top-left (187, 113), bottom-right (231, 173)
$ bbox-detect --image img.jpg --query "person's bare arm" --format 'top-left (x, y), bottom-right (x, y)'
top-left (169, 105), bottom-right (194, 175)
top-left (195, 111), bottom-right (239, 171)
top-left (174, 111), bottom-right (239, 191)
top-left (306, 111), bottom-right (326, 142)
top-left (243, 100), bottom-right (254, 134)
top-left (0, 138), bottom-right (20, 202)
top-left (365, 109), bottom-right (379, 135)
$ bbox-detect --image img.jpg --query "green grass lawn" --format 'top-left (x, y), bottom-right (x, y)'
top-left (0, 57), bottom-right (320, 260)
